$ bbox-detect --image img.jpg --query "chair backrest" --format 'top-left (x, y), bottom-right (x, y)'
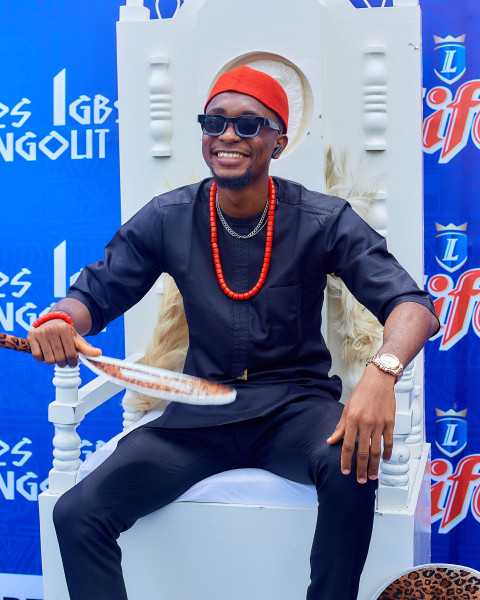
top-left (116, 0), bottom-right (424, 394)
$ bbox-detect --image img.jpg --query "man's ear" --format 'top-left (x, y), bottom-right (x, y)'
top-left (272, 134), bottom-right (288, 159)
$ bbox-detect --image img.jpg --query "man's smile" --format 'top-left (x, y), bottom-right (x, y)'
top-left (216, 151), bottom-right (248, 159)
top-left (211, 148), bottom-right (250, 169)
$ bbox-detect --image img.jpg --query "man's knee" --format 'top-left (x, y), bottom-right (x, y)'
top-left (310, 438), bottom-right (343, 476)
top-left (310, 440), bottom-right (377, 493)
top-left (53, 487), bottom-right (80, 536)
top-left (52, 483), bottom-right (100, 543)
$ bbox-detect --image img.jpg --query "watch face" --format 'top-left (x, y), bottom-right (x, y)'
top-left (380, 354), bottom-right (400, 369)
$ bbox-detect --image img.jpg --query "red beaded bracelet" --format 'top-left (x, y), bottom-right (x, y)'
top-left (33, 311), bottom-right (75, 329)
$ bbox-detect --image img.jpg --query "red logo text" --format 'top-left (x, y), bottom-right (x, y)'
top-left (423, 80), bottom-right (480, 163)
top-left (427, 269), bottom-right (480, 350)
top-left (432, 454), bottom-right (480, 533)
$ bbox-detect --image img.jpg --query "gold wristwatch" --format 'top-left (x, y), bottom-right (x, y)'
top-left (366, 353), bottom-right (404, 382)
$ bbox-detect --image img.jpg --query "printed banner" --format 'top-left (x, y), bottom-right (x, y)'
top-left (0, 0), bottom-right (123, 588)
top-left (422, 0), bottom-right (480, 571)
top-left (0, 2), bottom-right (182, 595)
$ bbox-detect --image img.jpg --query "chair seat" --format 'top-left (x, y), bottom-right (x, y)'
top-left (77, 410), bottom-right (317, 508)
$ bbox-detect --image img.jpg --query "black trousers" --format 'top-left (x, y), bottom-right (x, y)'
top-left (53, 396), bottom-right (377, 600)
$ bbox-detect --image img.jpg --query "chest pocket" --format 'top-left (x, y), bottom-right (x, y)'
top-left (267, 285), bottom-right (301, 347)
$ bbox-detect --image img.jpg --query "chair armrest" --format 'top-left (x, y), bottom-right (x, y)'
top-left (47, 353), bottom-right (144, 494)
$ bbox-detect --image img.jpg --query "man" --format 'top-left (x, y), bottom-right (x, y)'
top-left (28, 66), bottom-right (439, 600)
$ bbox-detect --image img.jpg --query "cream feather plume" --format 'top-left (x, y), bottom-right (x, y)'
top-left (325, 149), bottom-right (383, 393)
top-left (125, 274), bottom-right (189, 412)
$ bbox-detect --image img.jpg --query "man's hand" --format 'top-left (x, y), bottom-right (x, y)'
top-left (27, 319), bottom-right (101, 368)
top-left (327, 364), bottom-right (396, 484)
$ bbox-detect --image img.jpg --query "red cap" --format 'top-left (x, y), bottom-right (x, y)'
top-left (204, 66), bottom-right (289, 133)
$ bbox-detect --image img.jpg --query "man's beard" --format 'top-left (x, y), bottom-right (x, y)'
top-left (212, 168), bottom-right (253, 191)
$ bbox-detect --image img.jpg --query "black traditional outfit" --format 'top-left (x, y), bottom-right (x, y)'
top-left (55, 177), bottom-right (436, 600)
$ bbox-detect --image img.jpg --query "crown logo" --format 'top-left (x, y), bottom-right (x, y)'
top-left (434, 35), bottom-right (466, 44)
top-left (435, 222), bottom-right (468, 232)
top-left (436, 408), bottom-right (467, 417)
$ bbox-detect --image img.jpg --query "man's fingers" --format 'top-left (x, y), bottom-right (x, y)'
top-left (27, 322), bottom-right (87, 367)
top-left (28, 336), bottom-right (44, 363)
top-left (48, 336), bottom-right (71, 368)
top-left (367, 429), bottom-right (383, 481)
top-left (340, 420), bottom-right (357, 476)
top-left (57, 331), bottom-right (82, 367)
top-left (355, 432), bottom-right (372, 484)
top-left (44, 324), bottom-right (78, 367)
top-left (75, 335), bottom-right (102, 357)
top-left (41, 338), bottom-right (59, 366)
top-left (338, 366), bottom-right (397, 483)
top-left (50, 333), bottom-right (102, 367)
top-left (28, 327), bottom-right (59, 365)
top-left (27, 318), bottom-right (101, 368)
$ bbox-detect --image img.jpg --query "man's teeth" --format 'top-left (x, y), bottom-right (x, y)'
top-left (217, 152), bottom-right (245, 158)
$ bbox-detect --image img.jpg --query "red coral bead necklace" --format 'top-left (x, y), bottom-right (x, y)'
top-left (209, 176), bottom-right (276, 300)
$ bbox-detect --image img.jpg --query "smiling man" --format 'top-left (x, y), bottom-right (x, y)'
top-left (28, 66), bottom-right (439, 600)
top-left (200, 69), bottom-right (288, 197)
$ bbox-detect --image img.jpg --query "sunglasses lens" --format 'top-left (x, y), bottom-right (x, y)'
top-left (203, 115), bottom-right (226, 135)
top-left (200, 115), bottom-right (263, 137)
top-left (236, 117), bottom-right (261, 137)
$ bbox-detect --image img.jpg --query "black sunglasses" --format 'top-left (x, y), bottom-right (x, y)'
top-left (197, 114), bottom-right (281, 138)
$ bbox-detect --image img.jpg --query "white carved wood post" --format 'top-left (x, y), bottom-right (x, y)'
top-left (150, 57), bottom-right (173, 157)
top-left (377, 362), bottom-right (415, 510)
top-left (406, 382), bottom-right (423, 459)
top-left (120, 0), bottom-right (150, 22)
top-left (48, 366), bottom-right (86, 494)
top-left (363, 46), bottom-right (387, 151)
top-left (122, 390), bottom-right (146, 430)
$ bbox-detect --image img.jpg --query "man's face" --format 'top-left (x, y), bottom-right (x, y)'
top-left (201, 91), bottom-right (286, 190)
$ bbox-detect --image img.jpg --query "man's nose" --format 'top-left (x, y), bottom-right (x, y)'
top-left (219, 121), bottom-right (241, 141)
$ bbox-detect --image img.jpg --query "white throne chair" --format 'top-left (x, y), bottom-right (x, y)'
top-left (38, 1), bottom-right (431, 599)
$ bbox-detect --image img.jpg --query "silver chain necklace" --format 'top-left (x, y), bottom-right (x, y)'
top-left (215, 192), bottom-right (269, 239)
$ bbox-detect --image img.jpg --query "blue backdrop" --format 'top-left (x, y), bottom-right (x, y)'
top-left (0, 1), bottom-right (124, 591)
top-left (422, 0), bottom-right (480, 571)
top-left (0, 0), bottom-right (479, 598)
top-left (0, 1), bottom-right (181, 597)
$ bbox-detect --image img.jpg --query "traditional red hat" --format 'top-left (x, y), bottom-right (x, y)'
top-left (204, 66), bottom-right (289, 133)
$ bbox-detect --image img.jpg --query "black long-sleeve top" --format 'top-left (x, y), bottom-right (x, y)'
top-left (68, 177), bottom-right (437, 428)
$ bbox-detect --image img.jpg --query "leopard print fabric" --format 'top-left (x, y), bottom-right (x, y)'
top-left (376, 566), bottom-right (480, 599)
top-left (0, 333), bottom-right (31, 354)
